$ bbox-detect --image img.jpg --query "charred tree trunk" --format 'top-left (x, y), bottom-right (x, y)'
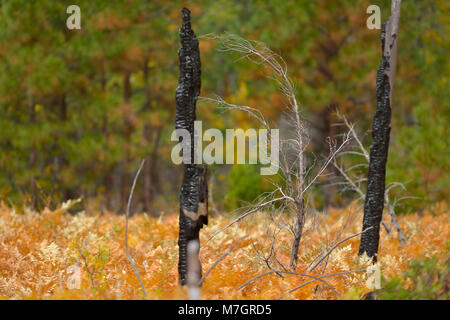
top-left (175, 8), bottom-right (208, 285)
top-left (359, 0), bottom-right (402, 261)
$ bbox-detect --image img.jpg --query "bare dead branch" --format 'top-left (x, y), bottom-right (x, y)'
top-left (125, 159), bottom-right (147, 296)
top-left (201, 196), bottom-right (288, 248)
top-left (308, 226), bottom-right (374, 272)
top-left (199, 237), bottom-right (246, 285)
top-left (234, 270), bottom-right (340, 297)
top-left (276, 269), bottom-right (367, 300)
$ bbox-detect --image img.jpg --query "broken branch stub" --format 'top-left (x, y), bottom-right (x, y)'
top-left (175, 8), bottom-right (208, 286)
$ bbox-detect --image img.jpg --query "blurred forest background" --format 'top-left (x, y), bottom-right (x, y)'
top-left (0, 0), bottom-right (448, 215)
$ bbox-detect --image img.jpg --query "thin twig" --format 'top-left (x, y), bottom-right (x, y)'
top-left (199, 237), bottom-right (246, 285)
top-left (234, 270), bottom-right (341, 297)
top-left (308, 226), bottom-right (374, 272)
top-left (301, 131), bottom-right (351, 197)
top-left (125, 159), bottom-right (147, 296)
top-left (200, 196), bottom-right (288, 248)
top-left (276, 269), bottom-right (367, 300)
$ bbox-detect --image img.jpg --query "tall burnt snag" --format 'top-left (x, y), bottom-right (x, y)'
top-left (359, 0), bottom-right (402, 261)
top-left (175, 8), bottom-right (208, 285)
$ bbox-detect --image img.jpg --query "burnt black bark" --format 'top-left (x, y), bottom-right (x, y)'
top-left (358, 22), bottom-right (392, 261)
top-left (175, 8), bottom-right (208, 285)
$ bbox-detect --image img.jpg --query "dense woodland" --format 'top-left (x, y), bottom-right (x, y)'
top-left (0, 0), bottom-right (447, 213)
top-left (0, 0), bottom-right (448, 300)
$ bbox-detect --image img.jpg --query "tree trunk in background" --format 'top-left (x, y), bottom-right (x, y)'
top-left (359, 0), bottom-right (402, 261)
top-left (27, 85), bottom-right (36, 209)
top-left (175, 8), bottom-right (208, 285)
top-left (150, 130), bottom-right (162, 196)
top-left (142, 57), bottom-right (154, 213)
top-left (144, 126), bottom-right (162, 213)
top-left (59, 93), bottom-right (74, 201)
top-left (121, 71), bottom-right (132, 213)
top-left (60, 93), bottom-right (67, 122)
top-left (100, 67), bottom-right (113, 212)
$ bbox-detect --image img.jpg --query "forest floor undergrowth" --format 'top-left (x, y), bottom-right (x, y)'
top-left (0, 201), bottom-right (448, 300)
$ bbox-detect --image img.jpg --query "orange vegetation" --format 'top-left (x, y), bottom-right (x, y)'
top-left (0, 201), bottom-right (448, 300)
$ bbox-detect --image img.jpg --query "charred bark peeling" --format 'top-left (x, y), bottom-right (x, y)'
top-left (175, 8), bottom-right (208, 285)
top-left (359, 22), bottom-right (392, 261)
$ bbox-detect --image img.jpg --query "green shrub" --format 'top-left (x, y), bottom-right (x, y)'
top-left (379, 256), bottom-right (449, 300)
top-left (225, 164), bottom-right (275, 211)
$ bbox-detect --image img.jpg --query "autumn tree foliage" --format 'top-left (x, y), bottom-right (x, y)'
top-left (0, 0), bottom-right (448, 301)
top-left (0, 0), bottom-right (447, 214)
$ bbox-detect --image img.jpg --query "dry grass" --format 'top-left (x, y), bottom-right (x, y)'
top-left (0, 201), bottom-right (448, 300)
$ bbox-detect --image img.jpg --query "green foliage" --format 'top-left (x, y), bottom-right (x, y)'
top-left (388, 101), bottom-right (450, 211)
top-left (379, 256), bottom-right (450, 300)
top-left (0, 0), bottom-right (447, 212)
top-left (386, 0), bottom-right (449, 211)
top-left (225, 164), bottom-right (274, 210)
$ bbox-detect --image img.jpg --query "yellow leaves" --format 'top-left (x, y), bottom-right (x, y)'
top-left (57, 198), bottom-right (82, 214)
top-left (358, 252), bottom-right (372, 268)
top-left (63, 211), bottom-right (95, 238)
top-left (330, 244), bottom-right (353, 271)
top-left (34, 104), bottom-right (43, 113)
top-left (38, 241), bottom-right (68, 267)
top-left (0, 203), bottom-right (448, 299)
top-left (166, 24), bottom-right (177, 32)
top-left (229, 81), bottom-right (249, 106)
top-left (127, 233), bottom-right (139, 247)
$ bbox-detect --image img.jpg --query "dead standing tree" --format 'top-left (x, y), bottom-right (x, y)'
top-left (359, 0), bottom-right (402, 261)
top-left (175, 8), bottom-right (208, 286)
top-left (201, 35), bottom-right (351, 271)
